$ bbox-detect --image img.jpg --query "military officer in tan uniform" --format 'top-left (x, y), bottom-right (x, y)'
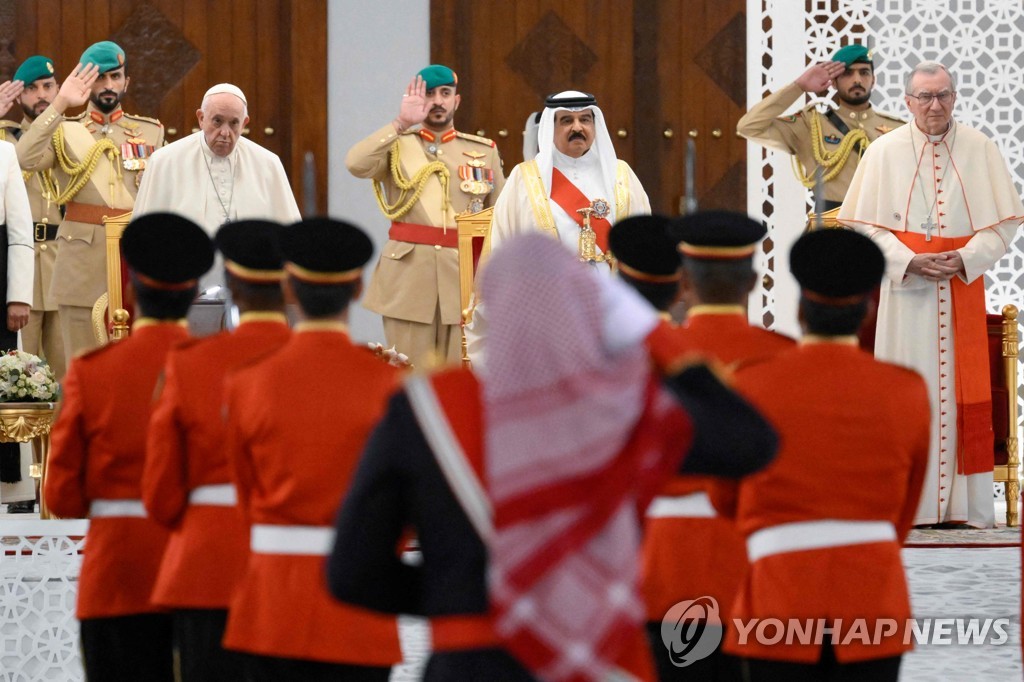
top-left (346, 64), bottom-right (504, 368)
top-left (0, 56), bottom-right (66, 381)
top-left (17, 41), bottom-right (164, 366)
top-left (737, 44), bottom-right (903, 210)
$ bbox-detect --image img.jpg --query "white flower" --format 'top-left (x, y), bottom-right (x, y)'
top-left (0, 351), bottom-right (58, 402)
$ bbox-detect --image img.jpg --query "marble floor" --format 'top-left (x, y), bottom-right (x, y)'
top-left (390, 547), bottom-right (1023, 682)
top-left (1, 510), bottom-right (1020, 681)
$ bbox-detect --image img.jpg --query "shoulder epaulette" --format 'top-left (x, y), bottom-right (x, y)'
top-left (124, 113), bottom-right (163, 127)
top-left (874, 110), bottom-right (905, 123)
top-left (171, 336), bottom-right (211, 355)
top-left (455, 131), bottom-right (496, 148)
top-left (65, 111), bottom-right (87, 122)
top-left (75, 341), bottom-right (118, 362)
top-left (0, 119), bottom-right (20, 129)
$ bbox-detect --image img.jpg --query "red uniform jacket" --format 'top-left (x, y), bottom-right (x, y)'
top-left (641, 311), bottom-right (795, 622)
top-left (724, 341), bottom-right (929, 663)
top-left (45, 322), bottom-right (189, 619)
top-left (143, 315), bottom-right (290, 610)
top-left (222, 326), bottom-right (403, 665)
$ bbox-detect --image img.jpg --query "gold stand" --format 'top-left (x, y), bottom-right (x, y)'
top-left (0, 403), bottom-right (57, 518)
top-left (993, 305), bottom-right (1020, 527)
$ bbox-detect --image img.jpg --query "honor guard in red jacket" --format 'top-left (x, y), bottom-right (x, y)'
top-left (143, 220), bottom-right (291, 682)
top-left (724, 229), bottom-right (929, 680)
top-left (623, 211), bottom-right (795, 681)
top-left (45, 214), bottom-right (214, 682)
top-left (607, 214), bottom-right (684, 320)
top-left (222, 218), bottom-right (403, 681)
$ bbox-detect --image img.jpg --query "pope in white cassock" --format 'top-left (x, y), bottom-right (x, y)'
top-left (839, 61), bottom-right (1024, 528)
top-left (466, 91), bottom-right (651, 367)
top-left (133, 83), bottom-right (300, 289)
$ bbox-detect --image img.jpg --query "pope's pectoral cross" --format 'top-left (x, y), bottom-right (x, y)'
top-left (922, 215), bottom-right (936, 242)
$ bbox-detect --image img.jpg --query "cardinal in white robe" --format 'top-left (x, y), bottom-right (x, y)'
top-left (838, 61), bottom-right (1024, 528)
top-left (133, 83), bottom-right (300, 289)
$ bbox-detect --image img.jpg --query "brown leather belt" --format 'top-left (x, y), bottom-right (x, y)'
top-left (389, 221), bottom-right (458, 248)
top-left (33, 222), bottom-right (58, 241)
top-left (64, 201), bottom-right (128, 226)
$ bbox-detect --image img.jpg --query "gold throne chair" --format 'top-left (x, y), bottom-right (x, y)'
top-left (91, 211), bottom-right (134, 344)
top-left (455, 206), bottom-right (493, 368)
top-left (988, 304), bottom-right (1021, 527)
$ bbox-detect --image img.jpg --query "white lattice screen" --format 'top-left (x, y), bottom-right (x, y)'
top-left (746, 0), bottom-right (1024, 432)
top-left (0, 521), bottom-right (86, 680)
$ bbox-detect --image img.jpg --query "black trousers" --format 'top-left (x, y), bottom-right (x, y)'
top-left (175, 608), bottom-right (247, 682)
top-left (79, 613), bottom-right (174, 682)
top-left (646, 621), bottom-right (743, 681)
top-left (0, 322), bottom-right (20, 483)
top-left (424, 648), bottom-right (538, 681)
top-left (240, 652), bottom-right (391, 682)
top-left (741, 642), bottom-right (901, 682)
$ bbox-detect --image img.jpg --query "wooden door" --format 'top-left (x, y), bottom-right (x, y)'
top-left (431, 0), bottom-right (637, 170)
top-left (431, 0), bottom-right (746, 215)
top-left (0, 0), bottom-right (327, 214)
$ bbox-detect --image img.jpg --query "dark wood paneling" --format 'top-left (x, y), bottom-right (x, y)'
top-left (432, 1), bottom-right (636, 170)
top-left (431, 0), bottom-right (746, 214)
top-left (285, 0), bottom-right (327, 214)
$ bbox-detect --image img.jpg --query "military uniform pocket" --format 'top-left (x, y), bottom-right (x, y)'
top-left (57, 222), bottom-right (95, 245)
top-left (381, 240), bottom-right (415, 261)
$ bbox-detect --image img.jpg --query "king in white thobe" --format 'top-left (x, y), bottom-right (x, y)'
top-left (839, 119), bottom-right (1024, 527)
top-left (467, 93), bottom-right (650, 368)
top-left (133, 132), bottom-right (300, 288)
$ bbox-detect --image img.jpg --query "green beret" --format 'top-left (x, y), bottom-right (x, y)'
top-left (417, 64), bottom-right (457, 90)
top-left (831, 44), bottom-right (872, 67)
top-left (13, 56), bottom-right (55, 85)
top-left (79, 41), bottom-right (126, 74)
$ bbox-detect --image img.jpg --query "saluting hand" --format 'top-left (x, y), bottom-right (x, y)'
top-left (395, 75), bottom-right (430, 131)
top-left (0, 80), bottom-right (24, 119)
top-left (795, 61), bottom-right (846, 94)
top-left (52, 63), bottom-right (100, 114)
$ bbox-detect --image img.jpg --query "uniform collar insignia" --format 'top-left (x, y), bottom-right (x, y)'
top-left (89, 109), bottom-right (124, 125)
top-left (419, 129), bottom-right (456, 144)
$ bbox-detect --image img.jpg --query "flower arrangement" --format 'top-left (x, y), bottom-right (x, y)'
top-left (0, 350), bottom-right (59, 402)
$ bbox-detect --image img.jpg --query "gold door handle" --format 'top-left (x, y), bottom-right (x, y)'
top-left (264, 127), bottom-right (275, 136)
top-left (617, 128), bottom-right (628, 138)
top-left (242, 127), bottom-right (250, 136)
top-left (688, 129), bottom-right (699, 138)
top-left (167, 127), bottom-right (177, 136)
top-left (191, 127), bottom-right (200, 133)
top-left (498, 128), bottom-right (508, 138)
top-left (712, 128), bottom-right (722, 138)
top-left (663, 128), bottom-right (674, 139)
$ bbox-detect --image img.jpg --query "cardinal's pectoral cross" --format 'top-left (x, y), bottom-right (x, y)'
top-left (921, 215), bottom-right (936, 242)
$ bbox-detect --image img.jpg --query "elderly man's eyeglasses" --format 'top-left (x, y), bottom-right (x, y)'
top-left (908, 91), bottom-right (955, 105)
